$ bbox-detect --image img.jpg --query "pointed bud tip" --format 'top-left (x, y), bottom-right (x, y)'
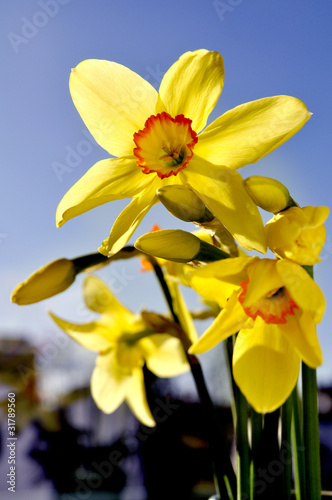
top-left (11, 259), bottom-right (76, 305)
top-left (244, 176), bottom-right (295, 213)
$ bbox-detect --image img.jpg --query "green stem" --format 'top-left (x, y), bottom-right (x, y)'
top-left (302, 363), bottom-right (321, 500)
top-left (226, 336), bottom-right (250, 499)
top-left (152, 259), bottom-right (236, 499)
top-left (291, 387), bottom-right (306, 500)
top-left (301, 264), bottom-right (321, 500)
top-left (251, 408), bottom-right (263, 499)
top-left (281, 394), bottom-right (293, 500)
top-left (235, 383), bottom-right (250, 499)
top-left (150, 258), bottom-right (180, 323)
top-left (72, 245), bottom-right (140, 271)
top-left (262, 410), bottom-right (282, 500)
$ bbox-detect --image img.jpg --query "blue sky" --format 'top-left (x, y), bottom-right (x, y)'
top-left (2, 0), bottom-right (332, 392)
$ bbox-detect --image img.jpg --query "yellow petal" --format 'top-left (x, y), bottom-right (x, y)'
top-left (242, 259), bottom-right (284, 308)
top-left (144, 334), bottom-right (189, 377)
top-left (195, 96), bottom-right (311, 168)
top-left (301, 205), bottom-right (330, 226)
top-left (156, 49), bottom-right (224, 133)
top-left (233, 318), bottom-right (301, 413)
top-left (70, 59), bottom-right (157, 157)
top-left (189, 275), bottom-right (236, 308)
top-left (180, 157), bottom-right (267, 253)
top-left (279, 310), bottom-right (322, 368)
top-left (126, 369), bottom-right (155, 427)
top-left (189, 291), bottom-right (249, 354)
top-left (91, 351), bottom-right (129, 413)
top-left (11, 259), bottom-right (76, 305)
top-left (188, 256), bottom-right (257, 285)
top-left (276, 260), bottom-right (325, 323)
top-left (83, 275), bottom-right (132, 318)
top-left (49, 312), bottom-right (113, 352)
top-left (56, 157), bottom-right (150, 227)
top-left (99, 184), bottom-right (159, 257)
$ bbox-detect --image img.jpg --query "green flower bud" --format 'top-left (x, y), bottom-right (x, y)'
top-left (156, 185), bottom-right (214, 223)
top-left (244, 176), bottom-right (297, 213)
top-left (135, 229), bottom-right (228, 263)
top-left (11, 253), bottom-right (109, 305)
top-left (11, 259), bottom-right (77, 305)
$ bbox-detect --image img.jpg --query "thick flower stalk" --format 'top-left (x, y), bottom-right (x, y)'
top-left (56, 49), bottom-right (311, 256)
top-left (189, 257), bottom-right (325, 413)
top-left (50, 275), bottom-right (189, 426)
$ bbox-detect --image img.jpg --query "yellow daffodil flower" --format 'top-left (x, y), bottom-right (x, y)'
top-left (189, 257), bottom-right (325, 413)
top-left (50, 275), bottom-right (189, 426)
top-left (56, 50), bottom-right (311, 256)
top-left (266, 206), bottom-right (329, 265)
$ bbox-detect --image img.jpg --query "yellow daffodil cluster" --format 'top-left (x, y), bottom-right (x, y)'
top-left (11, 49), bottom-right (329, 419)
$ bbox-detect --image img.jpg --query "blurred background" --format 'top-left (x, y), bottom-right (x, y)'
top-left (1, 1), bottom-right (332, 498)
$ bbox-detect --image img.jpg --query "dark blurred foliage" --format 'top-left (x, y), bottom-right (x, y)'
top-left (29, 407), bottom-right (128, 495)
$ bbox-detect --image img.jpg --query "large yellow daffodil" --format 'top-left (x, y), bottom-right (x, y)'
top-left (189, 257), bottom-right (325, 413)
top-left (50, 275), bottom-right (189, 426)
top-left (56, 50), bottom-right (311, 256)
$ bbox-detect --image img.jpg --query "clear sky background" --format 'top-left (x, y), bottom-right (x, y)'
top-left (1, 0), bottom-right (332, 400)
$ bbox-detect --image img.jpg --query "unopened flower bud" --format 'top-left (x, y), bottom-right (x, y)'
top-left (266, 206), bottom-right (329, 265)
top-left (11, 259), bottom-right (77, 305)
top-left (157, 185), bottom-right (214, 223)
top-left (244, 176), bottom-right (297, 213)
top-left (11, 252), bottom-right (109, 305)
top-left (135, 229), bottom-right (228, 263)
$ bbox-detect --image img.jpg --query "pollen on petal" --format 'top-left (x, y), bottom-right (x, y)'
top-left (133, 112), bottom-right (198, 179)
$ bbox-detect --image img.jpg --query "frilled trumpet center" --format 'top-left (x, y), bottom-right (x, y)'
top-left (133, 112), bottom-right (198, 179)
top-left (238, 279), bottom-right (299, 325)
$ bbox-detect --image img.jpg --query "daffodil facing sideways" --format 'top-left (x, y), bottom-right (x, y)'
top-left (56, 50), bottom-right (311, 256)
top-left (50, 275), bottom-right (189, 426)
top-left (189, 257), bottom-right (325, 413)
top-left (266, 205), bottom-right (329, 265)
